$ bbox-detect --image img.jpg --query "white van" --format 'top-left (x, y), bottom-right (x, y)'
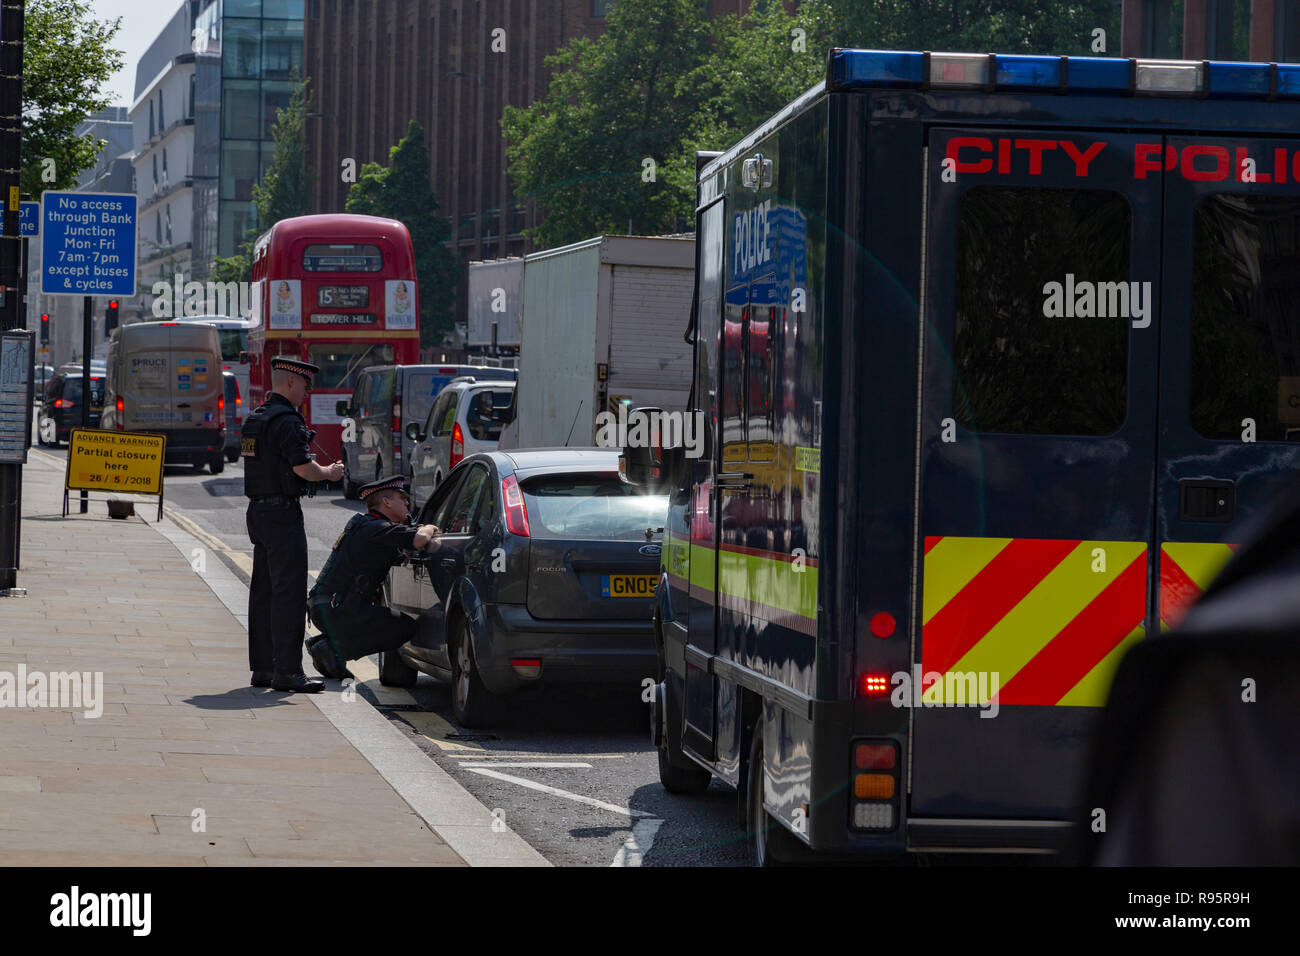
top-left (102, 321), bottom-right (227, 473)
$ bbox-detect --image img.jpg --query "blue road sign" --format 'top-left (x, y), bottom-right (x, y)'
top-left (19, 201), bottom-right (38, 237)
top-left (40, 191), bottom-right (137, 297)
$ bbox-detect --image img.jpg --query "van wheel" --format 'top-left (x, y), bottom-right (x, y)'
top-left (379, 648), bottom-right (418, 688)
top-left (450, 620), bottom-right (495, 728)
top-left (342, 464), bottom-right (359, 499)
top-left (209, 453), bottom-right (225, 475)
top-left (654, 680), bottom-right (711, 794)
top-left (747, 730), bottom-right (806, 867)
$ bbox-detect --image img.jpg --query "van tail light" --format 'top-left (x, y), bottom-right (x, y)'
top-left (115, 397), bottom-right (124, 429)
top-left (450, 422), bottom-right (464, 467)
top-left (392, 401), bottom-right (401, 434)
top-left (501, 474), bottom-right (530, 537)
top-left (218, 394), bottom-right (225, 413)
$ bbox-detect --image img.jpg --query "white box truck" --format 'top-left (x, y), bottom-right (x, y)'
top-left (488, 235), bottom-right (695, 450)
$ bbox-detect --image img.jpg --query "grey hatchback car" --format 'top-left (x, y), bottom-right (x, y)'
top-left (381, 448), bottom-right (669, 726)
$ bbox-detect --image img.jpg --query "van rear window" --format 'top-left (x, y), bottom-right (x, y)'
top-left (1191, 195), bottom-right (1300, 442)
top-left (953, 186), bottom-right (1131, 436)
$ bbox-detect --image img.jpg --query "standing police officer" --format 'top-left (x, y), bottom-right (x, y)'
top-left (306, 476), bottom-right (440, 680)
top-left (243, 357), bottom-right (344, 692)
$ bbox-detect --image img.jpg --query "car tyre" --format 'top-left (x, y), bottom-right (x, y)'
top-left (209, 453), bottom-right (225, 475)
top-left (36, 417), bottom-right (53, 447)
top-left (450, 618), bottom-right (495, 728)
top-left (379, 647), bottom-right (418, 688)
top-left (225, 448), bottom-right (239, 463)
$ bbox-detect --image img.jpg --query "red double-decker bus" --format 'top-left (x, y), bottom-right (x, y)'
top-left (247, 213), bottom-right (420, 464)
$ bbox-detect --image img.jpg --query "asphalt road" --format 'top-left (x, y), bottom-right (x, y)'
top-left (33, 435), bottom-right (748, 867)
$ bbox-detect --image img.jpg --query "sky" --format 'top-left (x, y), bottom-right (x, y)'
top-left (92, 0), bottom-right (188, 108)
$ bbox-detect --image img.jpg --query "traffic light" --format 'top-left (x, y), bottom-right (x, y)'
top-left (40, 313), bottom-right (49, 345)
top-left (105, 300), bottom-right (119, 338)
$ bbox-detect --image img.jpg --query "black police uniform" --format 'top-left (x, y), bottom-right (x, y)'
top-left (242, 391), bottom-right (314, 684)
top-left (307, 506), bottom-right (420, 672)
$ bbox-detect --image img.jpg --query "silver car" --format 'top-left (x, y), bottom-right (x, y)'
top-left (406, 378), bottom-right (515, 512)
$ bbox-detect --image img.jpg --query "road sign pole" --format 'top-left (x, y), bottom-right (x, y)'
top-left (80, 296), bottom-right (91, 513)
top-left (0, 1), bottom-right (26, 594)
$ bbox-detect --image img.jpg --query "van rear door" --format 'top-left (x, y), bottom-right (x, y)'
top-left (914, 128), bottom-right (1163, 819)
top-left (124, 333), bottom-right (177, 430)
top-left (1155, 136), bottom-right (1300, 627)
top-left (167, 326), bottom-right (223, 442)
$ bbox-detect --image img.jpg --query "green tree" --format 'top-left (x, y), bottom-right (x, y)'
top-left (345, 120), bottom-right (460, 348)
top-left (211, 70), bottom-right (314, 283)
top-left (21, 0), bottom-right (125, 195)
top-left (503, 0), bottom-right (1120, 247)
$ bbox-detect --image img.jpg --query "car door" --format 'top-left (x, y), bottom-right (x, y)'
top-left (914, 128), bottom-right (1162, 819)
top-left (411, 463), bottom-right (491, 656)
top-left (390, 467), bottom-right (466, 617)
top-left (1156, 136), bottom-right (1300, 626)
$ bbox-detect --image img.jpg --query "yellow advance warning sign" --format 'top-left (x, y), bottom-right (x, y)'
top-left (65, 429), bottom-right (166, 495)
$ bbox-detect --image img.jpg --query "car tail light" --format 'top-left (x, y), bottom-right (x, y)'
top-left (54, 399), bottom-right (72, 408)
top-left (501, 473), bottom-right (530, 537)
top-left (850, 740), bottom-right (900, 832)
top-left (115, 396), bottom-right (124, 429)
top-left (450, 422), bottom-right (464, 467)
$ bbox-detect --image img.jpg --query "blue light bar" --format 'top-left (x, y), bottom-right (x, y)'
top-left (1277, 63), bottom-right (1300, 97)
top-left (828, 48), bottom-right (1300, 101)
top-left (995, 55), bottom-right (1061, 89)
top-left (828, 49), bottom-right (925, 89)
top-left (1207, 61), bottom-right (1271, 96)
top-left (1064, 56), bottom-right (1131, 92)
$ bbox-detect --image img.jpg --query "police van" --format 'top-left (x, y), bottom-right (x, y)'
top-left (632, 49), bottom-right (1300, 863)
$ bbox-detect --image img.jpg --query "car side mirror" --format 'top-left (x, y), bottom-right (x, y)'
top-left (238, 351), bottom-right (249, 365)
top-left (405, 422), bottom-right (423, 442)
top-left (336, 400), bottom-right (350, 417)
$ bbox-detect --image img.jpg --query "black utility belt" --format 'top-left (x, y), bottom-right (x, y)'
top-left (248, 494), bottom-right (300, 505)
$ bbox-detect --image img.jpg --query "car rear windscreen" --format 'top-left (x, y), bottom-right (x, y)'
top-left (521, 475), bottom-right (668, 540)
top-left (467, 389), bottom-right (513, 440)
top-left (405, 373), bottom-right (452, 428)
top-left (63, 377), bottom-right (105, 406)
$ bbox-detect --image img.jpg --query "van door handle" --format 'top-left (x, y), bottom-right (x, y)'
top-left (1179, 479), bottom-right (1234, 522)
top-left (177, 403), bottom-right (191, 408)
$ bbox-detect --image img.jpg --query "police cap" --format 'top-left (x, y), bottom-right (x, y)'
top-left (359, 475), bottom-right (409, 502)
top-left (270, 356), bottom-right (320, 383)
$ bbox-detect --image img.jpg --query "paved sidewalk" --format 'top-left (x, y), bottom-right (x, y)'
top-left (0, 451), bottom-right (541, 865)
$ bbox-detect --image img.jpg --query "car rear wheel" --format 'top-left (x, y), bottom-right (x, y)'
top-left (450, 619), bottom-right (494, 728)
top-left (37, 417), bottom-right (54, 446)
top-left (225, 448), bottom-right (239, 463)
top-left (378, 647), bottom-right (418, 687)
top-left (209, 453), bottom-right (225, 475)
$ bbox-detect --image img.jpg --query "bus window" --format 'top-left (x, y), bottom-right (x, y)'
top-left (953, 186), bottom-right (1131, 436)
top-left (308, 343), bottom-right (395, 391)
top-left (302, 243), bottom-right (384, 272)
top-left (1190, 195), bottom-right (1300, 442)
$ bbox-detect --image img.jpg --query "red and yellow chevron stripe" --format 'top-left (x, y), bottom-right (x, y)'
top-left (1159, 542), bottom-right (1237, 630)
top-left (921, 536), bottom-right (1147, 707)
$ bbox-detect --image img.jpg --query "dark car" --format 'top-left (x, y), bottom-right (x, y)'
top-left (222, 371), bottom-right (243, 462)
top-left (37, 371), bottom-right (106, 446)
top-left (381, 448), bottom-right (669, 726)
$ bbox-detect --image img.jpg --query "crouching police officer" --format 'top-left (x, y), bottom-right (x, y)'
top-left (243, 356), bottom-right (345, 693)
top-left (306, 476), bottom-right (441, 679)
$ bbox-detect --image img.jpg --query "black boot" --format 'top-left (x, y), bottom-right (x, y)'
top-left (309, 635), bottom-right (350, 680)
top-left (272, 672), bottom-right (325, 693)
top-left (251, 671), bottom-right (275, 687)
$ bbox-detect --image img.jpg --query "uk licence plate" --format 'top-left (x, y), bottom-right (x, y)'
top-left (601, 574), bottom-right (656, 598)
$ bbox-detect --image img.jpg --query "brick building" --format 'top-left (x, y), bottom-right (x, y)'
top-left (303, 0), bottom-right (757, 330)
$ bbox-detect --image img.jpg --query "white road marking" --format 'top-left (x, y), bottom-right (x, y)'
top-left (458, 762), bottom-right (592, 769)
top-left (465, 767), bottom-right (651, 818)
top-left (447, 753), bottom-right (628, 760)
top-left (611, 818), bottom-right (664, 867)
